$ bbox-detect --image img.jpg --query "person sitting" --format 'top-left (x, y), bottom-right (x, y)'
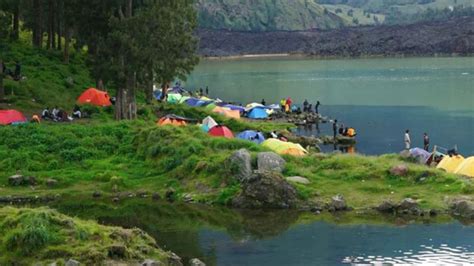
top-left (31, 115), bottom-right (41, 124)
top-left (270, 131), bottom-right (278, 139)
top-left (296, 107), bottom-right (302, 114)
top-left (52, 106), bottom-right (60, 120)
top-left (72, 105), bottom-right (82, 118)
top-left (42, 107), bottom-right (51, 120)
top-left (338, 124), bottom-right (345, 135)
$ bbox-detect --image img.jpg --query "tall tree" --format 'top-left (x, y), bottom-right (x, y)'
top-left (32, 0), bottom-right (43, 48)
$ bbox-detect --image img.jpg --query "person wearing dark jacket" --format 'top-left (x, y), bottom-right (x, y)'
top-left (333, 119), bottom-right (338, 141)
top-left (315, 101), bottom-right (321, 114)
top-left (423, 133), bottom-right (430, 151)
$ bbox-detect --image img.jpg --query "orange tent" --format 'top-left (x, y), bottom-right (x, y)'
top-left (77, 88), bottom-right (112, 107)
top-left (157, 117), bottom-right (187, 126)
top-left (212, 106), bottom-right (240, 120)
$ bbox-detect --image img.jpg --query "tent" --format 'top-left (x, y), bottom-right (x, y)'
top-left (246, 103), bottom-right (265, 110)
top-left (179, 96), bottom-right (191, 104)
top-left (77, 88), bottom-right (111, 107)
top-left (248, 108), bottom-right (268, 119)
top-left (208, 125), bottom-right (234, 139)
top-left (224, 104), bottom-right (246, 113)
top-left (212, 106), bottom-right (241, 120)
top-left (185, 98), bottom-right (205, 107)
top-left (0, 110), bottom-right (27, 125)
top-left (202, 116), bottom-right (218, 132)
top-left (237, 130), bottom-right (265, 144)
top-left (409, 148), bottom-right (431, 164)
top-left (167, 93), bottom-right (183, 104)
top-left (455, 156), bottom-right (474, 178)
top-left (262, 139), bottom-right (308, 156)
top-left (437, 155), bottom-right (465, 173)
top-left (157, 117), bottom-right (187, 127)
top-left (204, 103), bottom-right (217, 111)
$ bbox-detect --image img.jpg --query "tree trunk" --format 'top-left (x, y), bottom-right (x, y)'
top-left (47, 0), bottom-right (54, 49)
top-left (0, 60), bottom-right (4, 100)
top-left (126, 0), bottom-right (133, 17)
top-left (57, 0), bottom-right (62, 50)
top-left (63, 27), bottom-right (71, 64)
top-left (97, 79), bottom-right (104, 90)
top-left (12, 4), bottom-right (20, 40)
top-left (145, 68), bottom-right (153, 104)
top-left (33, 0), bottom-right (43, 48)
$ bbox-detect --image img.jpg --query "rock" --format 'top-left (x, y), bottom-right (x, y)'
top-left (137, 190), bottom-right (148, 198)
top-left (232, 172), bottom-right (298, 209)
top-left (285, 176), bottom-right (310, 185)
top-left (257, 152), bottom-right (286, 173)
top-left (329, 195), bottom-right (348, 211)
top-left (92, 191), bottom-right (101, 198)
top-left (390, 164), bottom-right (409, 177)
top-left (168, 252), bottom-right (183, 266)
top-left (398, 198), bottom-right (418, 211)
top-left (166, 188), bottom-right (175, 202)
top-left (229, 149), bottom-right (253, 182)
top-left (152, 192), bottom-right (161, 201)
top-left (65, 259), bottom-right (80, 266)
top-left (450, 199), bottom-right (474, 219)
top-left (112, 197), bottom-right (120, 203)
top-left (189, 258), bottom-right (206, 266)
top-left (142, 259), bottom-right (163, 266)
top-left (8, 175), bottom-right (24, 186)
top-left (107, 245), bottom-right (128, 259)
top-left (46, 178), bottom-right (58, 188)
top-left (429, 209), bottom-right (438, 217)
top-left (376, 200), bottom-right (397, 213)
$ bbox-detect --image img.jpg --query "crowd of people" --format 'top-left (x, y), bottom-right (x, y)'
top-left (40, 105), bottom-right (82, 123)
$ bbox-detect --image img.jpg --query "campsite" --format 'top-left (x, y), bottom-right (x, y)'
top-left (1, 1), bottom-right (474, 265)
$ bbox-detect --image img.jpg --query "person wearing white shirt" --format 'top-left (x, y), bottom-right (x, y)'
top-left (404, 129), bottom-right (411, 150)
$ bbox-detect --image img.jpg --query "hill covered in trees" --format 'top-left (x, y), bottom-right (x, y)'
top-left (195, 0), bottom-right (473, 31)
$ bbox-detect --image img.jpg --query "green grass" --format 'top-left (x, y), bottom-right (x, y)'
top-left (0, 206), bottom-right (172, 264)
top-left (0, 37), bottom-right (94, 114)
top-left (0, 117), bottom-right (471, 211)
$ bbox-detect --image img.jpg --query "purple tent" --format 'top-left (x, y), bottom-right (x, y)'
top-left (409, 148), bottom-right (431, 163)
top-left (224, 104), bottom-right (246, 113)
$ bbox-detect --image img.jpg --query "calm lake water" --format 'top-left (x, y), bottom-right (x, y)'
top-left (186, 57), bottom-right (474, 155)
top-left (53, 201), bottom-right (474, 266)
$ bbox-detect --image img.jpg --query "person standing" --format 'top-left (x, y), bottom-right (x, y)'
top-left (423, 133), bottom-right (430, 151)
top-left (333, 119), bottom-right (338, 141)
top-left (303, 99), bottom-right (309, 112)
top-left (205, 86), bottom-right (209, 96)
top-left (404, 130), bottom-right (411, 150)
top-left (286, 97), bottom-right (293, 112)
top-left (315, 101), bottom-right (321, 114)
top-left (261, 98), bottom-right (266, 106)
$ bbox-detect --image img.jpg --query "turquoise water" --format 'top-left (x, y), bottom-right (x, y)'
top-left (186, 57), bottom-right (474, 155)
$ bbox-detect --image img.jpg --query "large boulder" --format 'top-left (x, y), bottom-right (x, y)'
top-left (65, 259), bottom-right (80, 266)
top-left (257, 152), bottom-right (286, 173)
top-left (232, 172), bottom-right (298, 209)
top-left (285, 176), bottom-right (310, 185)
top-left (390, 164), bottom-right (409, 177)
top-left (450, 199), bottom-right (474, 219)
top-left (8, 175), bottom-right (37, 186)
top-left (375, 200), bottom-right (397, 213)
top-left (228, 149), bottom-right (253, 182)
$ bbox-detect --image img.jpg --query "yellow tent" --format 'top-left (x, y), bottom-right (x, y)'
top-left (437, 155), bottom-right (464, 173)
top-left (454, 156), bottom-right (474, 178)
top-left (262, 139), bottom-right (307, 156)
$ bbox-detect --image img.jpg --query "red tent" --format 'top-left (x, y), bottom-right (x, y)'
top-left (77, 88), bottom-right (112, 107)
top-left (208, 125), bottom-right (234, 139)
top-left (0, 110), bottom-right (27, 125)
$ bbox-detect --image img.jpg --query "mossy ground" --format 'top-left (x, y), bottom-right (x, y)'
top-left (0, 206), bottom-right (172, 264)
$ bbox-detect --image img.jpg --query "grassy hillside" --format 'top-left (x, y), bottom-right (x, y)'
top-left (0, 38), bottom-right (94, 113)
top-left (196, 0), bottom-right (347, 31)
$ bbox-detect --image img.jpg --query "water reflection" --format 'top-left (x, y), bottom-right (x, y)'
top-left (345, 244), bottom-right (474, 265)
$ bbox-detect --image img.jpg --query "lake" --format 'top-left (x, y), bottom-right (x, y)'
top-left (53, 201), bottom-right (474, 266)
top-left (186, 57), bottom-right (474, 155)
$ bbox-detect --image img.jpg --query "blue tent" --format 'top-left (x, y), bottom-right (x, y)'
top-left (237, 130), bottom-right (265, 144)
top-left (248, 108), bottom-right (268, 119)
top-left (153, 90), bottom-right (162, 100)
top-left (185, 98), bottom-right (205, 107)
top-left (224, 104), bottom-right (246, 113)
